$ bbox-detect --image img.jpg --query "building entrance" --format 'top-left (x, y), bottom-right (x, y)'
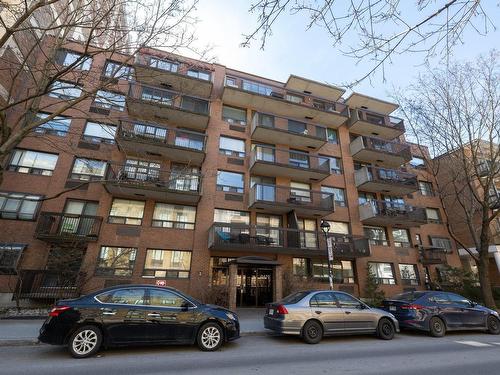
top-left (236, 267), bottom-right (273, 307)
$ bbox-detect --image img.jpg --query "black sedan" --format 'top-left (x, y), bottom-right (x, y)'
top-left (382, 291), bottom-right (500, 337)
top-left (38, 285), bottom-right (240, 358)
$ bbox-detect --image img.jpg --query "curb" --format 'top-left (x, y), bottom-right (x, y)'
top-left (0, 339), bottom-right (40, 347)
top-left (240, 331), bottom-right (267, 337)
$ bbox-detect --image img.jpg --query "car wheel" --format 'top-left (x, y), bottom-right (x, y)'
top-left (429, 317), bottom-right (446, 337)
top-left (487, 316), bottom-right (500, 335)
top-left (377, 318), bottom-right (395, 340)
top-left (302, 320), bottom-right (323, 344)
top-left (197, 322), bottom-right (223, 351)
top-left (68, 325), bottom-right (102, 359)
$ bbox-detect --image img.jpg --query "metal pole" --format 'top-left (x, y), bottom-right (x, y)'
top-left (326, 234), bottom-right (334, 290)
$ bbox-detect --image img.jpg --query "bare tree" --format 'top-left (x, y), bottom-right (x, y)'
top-left (395, 51), bottom-right (499, 308)
top-left (243, 1), bottom-right (496, 87)
top-left (0, 0), bottom-right (202, 186)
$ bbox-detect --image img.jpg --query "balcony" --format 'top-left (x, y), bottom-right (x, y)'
top-left (249, 184), bottom-right (334, 217)
top-left (222, 75), bottom-right (348, 128)
top-left (117, 120), bottom-right (206, 165)
top-left (345, 93), bottom-right (399, 115)
top-left (250, 112), bottom-right (327, 150)
top-left (250, 145), bottom-right (330, 182)
top-left (35, 212), bottom-right (102, 242)
top-left (134, 54), bottom-right (213, 98)
top-left (15, 270), bottom-right (80, 300)
top-left (359, 200), bottom-right (427, 227)
top-left (354, 166), bottom-right (418, 195)
top-left (104, 164), bottom-right (202, 204)
top-left (350, 136), bottom-right (412, 167)
top-left (348, 108), bottom-right (405, 140)
top-left (127, 83), bottom-right (210, 131)
top-left (208, 223), bottom-right (370, 258)
top-left (419, 246), bottom-right (448, 265)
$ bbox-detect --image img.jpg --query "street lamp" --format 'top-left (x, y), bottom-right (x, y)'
top-left (320, 220), bottom-right (334, 290)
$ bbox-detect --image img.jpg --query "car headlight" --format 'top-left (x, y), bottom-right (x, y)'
top-left (225, 312), bottom-right (237, 321)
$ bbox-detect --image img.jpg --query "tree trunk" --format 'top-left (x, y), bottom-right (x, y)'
top-left (477, 252), bottom-right (497, 309)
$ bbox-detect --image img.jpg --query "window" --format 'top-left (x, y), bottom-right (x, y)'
top-left (253, 144), bottom-right (275, 162)
top-left (0, 192), bottom-right (41, 220)
top-left (425, 208), bottom-right (441, 223)
top-left (242, 80), bottom-right (273, 96)
top-left (287, 120), bottom-right (307, 134)
top-left (70, 158), bottom-right (107, 181)
top-left (219, 136), bottom-right (245, 157)
top-left (149, 289), bottom-right (190, 307)
top-left (181, 96), bottom-right (209, 115)
top-left (222, 105), bottom-right (247, 125)
top-left (254, 112), bottom-right (275, 128)
top-left (419, 181), bottom-right (434, 196)
top-left (358, 192), bottom-right (376, 205)
top-left (251, 176), bottom-right (276, 201)
top-left (48, 80), bottom-right (82, 99)
top-left (322, 186), bottom-right (346, 207)
top-left (446, 293), bottom-right (471, 307)
top-left (103, 60), bottom-right (134, 80)
top-left (326, 128), bottom-right (338, 144)
top-left (142, 86), bottom-right (174, 105)
top-left (399, 264), bottom-right (419, 286)
top-left (83, 122), bottom-right (116, 144)
top-left (108, 199), bottom-right (145, 225)
top-left (310, 292), bottom-right (337, 307)
top-left (216, 170), bottom-right (244, 193)
top-left (55, 49), bottom-right (91, 70)
top-left (298, 218), bottom-right (317, 248)
top-left (392, 229), bottom-right (411, 247)
top-left (187, 69), bottom-right (211, 81)
top-left (289, 149), bottom-right (309, 168)
top-left (122, 159), bottom-right (160, 181)
top-left (334, 292), bottom-right (362, 308)
top-left (320, 156), bottom-right (342, 174)
top-left (292, 258), bottom-right (307, 277)
top-left (364, 226), bottom-right (388, 246)
top-left (152, 204), bottom-right (196, 229)
top-left (255, 214), bottom-right (282, 245)
top-left (285, 93), bottom-right (303, 103)
top-left (174, 130), bottom-right (205, 151)
top-left (291, 182), bottom-right (311, 203)
top-left (97, 288), bottom-right (146, 304)
top-left (149, 57), bottom-right (178, 72)
top-left (96, 246), bottom-right (137, 276)
top-left (327, 221), bottom-right (349, 235)
top-left (213, 209), bottom-right (249, 224)
top-left (430, 237), bottom-right (453, 252)
top-left (130, 122), bottom-right (167, 141)
top-left (34, 113), bottom-right (71, 136)
top-left (225, 76), bottom-right (238, 87)
top-left (313, 99), bottom-right (336, 112)
top-left (93, 90), bottom-right (126, 111)
top-left (143, 249), bottom-right (191, 278)
top-left (8, 149), bottom-right (58, 176)
top-left (409, 156), bottom-right (425, 168)
top-left (368, 262), bottom-right (396, 284)
top-left (293, 258), bottom-right (354, 283)
top-left (0, 243), bottom-right (25, 274)
top-left (169, 164), bottom-right (200, 192)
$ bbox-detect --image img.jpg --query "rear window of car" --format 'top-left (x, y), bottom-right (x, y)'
top-left (391, 291), bottom-right (426, 302)
top-left (280, 291), bottom-right (309, 304)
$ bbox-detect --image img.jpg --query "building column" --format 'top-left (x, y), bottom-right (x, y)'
top-left (228, 263), bottom-right (237, 311)
top-left (273, 265), bottom-right (283, 302)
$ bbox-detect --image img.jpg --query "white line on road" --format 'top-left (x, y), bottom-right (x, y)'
top-left (455, 341), bottom-right (493, 347)
top-left (490, 342), bottom-right (500, 346)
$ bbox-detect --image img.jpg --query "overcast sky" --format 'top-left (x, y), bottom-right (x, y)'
top-left (191, 0), bottom-right (499, 103)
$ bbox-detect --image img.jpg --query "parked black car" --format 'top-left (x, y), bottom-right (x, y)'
top-left (382, 291), bottom-right (500, 337)
top-left (38, 285), bottom-right (240, 358)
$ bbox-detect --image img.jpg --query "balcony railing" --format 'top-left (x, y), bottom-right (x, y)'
top-left (359, 200), bottom-right (427, 227)
top-left (208, 223), bottom-right (370, 258)
top-left (249, 183), bottom-right (334, 216)
top-left (350, 136), bottom-right (412, 167)
top-left (35, 212), bottom-right (102, 242)
top-left (354, 166), bottom-right (418, 194)
top-left (348, 108), bottom-right (405, 140)
top-left (419, 246), bottom-right (448, 265)
top-left (15, 270), bottom-right (80, 300)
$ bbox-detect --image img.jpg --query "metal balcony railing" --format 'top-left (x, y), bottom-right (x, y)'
top-left (251, 111), bottom-right (327, 140)
top-left (250, 145), bottom-right (330, 173)
top-left (350, 108), bottom-right (405, 131)
top-left (355, 166), bottom-right (418, 188)
top-left (359, 200), bottom-right (427, 225)
top-left (35, 212), bottom-right (102, 242)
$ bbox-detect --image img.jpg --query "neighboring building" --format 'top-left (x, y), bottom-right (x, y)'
top-left (0, 43), bottom-right (463, 308)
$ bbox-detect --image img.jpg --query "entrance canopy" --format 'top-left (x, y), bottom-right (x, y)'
top-left (225, 256), bottom-right (281, 266)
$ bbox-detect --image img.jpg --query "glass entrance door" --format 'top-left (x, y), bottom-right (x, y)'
top-left (236, 267), bottom-right (273, 307)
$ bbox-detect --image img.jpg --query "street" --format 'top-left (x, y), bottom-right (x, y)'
top-left (1, 332), bottom-right (500, 375)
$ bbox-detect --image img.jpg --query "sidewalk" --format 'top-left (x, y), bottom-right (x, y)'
top-left (0, 308), bottom-right (267, 346)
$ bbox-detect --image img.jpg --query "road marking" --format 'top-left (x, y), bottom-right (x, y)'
top-left (455, 341), bottom-right (493, 347)
top-left (490, 342), bottom-right (500, 346)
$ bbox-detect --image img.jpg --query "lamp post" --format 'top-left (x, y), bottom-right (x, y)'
top-left (320, 220), bottom-right (334, 290)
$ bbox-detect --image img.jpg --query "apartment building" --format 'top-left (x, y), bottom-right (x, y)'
top-left (0, 43), bottom-right (463, 308)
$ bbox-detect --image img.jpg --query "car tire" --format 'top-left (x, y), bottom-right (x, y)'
top-left (429, 317), bottom-right (446, 337)
top-left (68, 325), bottom-right (102, 359)
top-left (487, 316), bottom-right (500, 335)
top-left (377, 318), bottom-right (395, 340)
top-left (197, 322), bottom-right (224, 351)
top-left (302, 320), bottom-right (323, 344)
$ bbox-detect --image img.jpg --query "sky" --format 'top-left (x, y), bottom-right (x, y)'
top-left (190, 0), bottom-right (499, 103)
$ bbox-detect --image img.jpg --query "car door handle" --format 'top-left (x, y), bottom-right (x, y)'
top-left (147, 313), bottom-right (161, 318)
top-left (345, 311), bottom-right (352, 315)
top-left (315, 311), bottom-right (322, 315)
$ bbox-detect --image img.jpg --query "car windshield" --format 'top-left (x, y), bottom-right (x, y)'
top-left (391, 291), bottom-right (426, 302)
top-left (280, 291), bottom-right (310, 304)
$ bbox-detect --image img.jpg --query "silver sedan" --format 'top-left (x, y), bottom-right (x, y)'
top-left (264, 290), bottom-right (399, 344)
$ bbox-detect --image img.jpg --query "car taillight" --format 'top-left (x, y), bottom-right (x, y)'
top-left (276, 305), bottom-right (288, 315)
top-left (49, 306), bottom-right (71, 317)
top-left (400, 304), bottom-right (424, 310)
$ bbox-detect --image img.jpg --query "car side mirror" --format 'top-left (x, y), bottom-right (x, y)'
top-left (469, 301), bottom-right (477, 307)
top-left (181, 301), bottom-right (193, 311)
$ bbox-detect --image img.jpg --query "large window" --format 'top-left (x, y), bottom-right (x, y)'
top-left (148, 57), bottom-right (178, 72)
top-left (298, 218), bottom-right (317, 248)
top-left (169, 164), bottom-right (200, 192)
top-left (122, 159), bottom-right (160, 181)
top-left (293, 258), bottom-right (355, 283)
top-left (93, 90), bottom-right (126, 111)
top-left (326, 221), bottom-right (350, 235)
top-left (0, 192), bottom-right (41, 220)
top-left (430, 237), bottom-right (453, 252)
top-left (108, 199), bottom-right (145, 225)
top-left (426, 208), bottom-right (441, 223)
top-left (187, 69), bottom-right (211, 81)
top-left (326, 128), bottom-right (338, 144)
top-left (48, 80), bottom-right (82, 100)
top-left (364, 226), bottom-right (388, 246)
top-left (242, 80), bottom-right (273, 96)
top-left (321, 186), bottom-right (346, 207)
top-left (152, 203), bottom-right (196, 229)
top-left (358, 192), bottom-right (376, 205)
top-left (34, 113), bottom-right (71, 136)
top-left (291, 182), bottom-right (311, 203)
top-left (8, 149), bottom-right (58, 176)
top-left (222, 105), bottom-right (247, 125)
top-left (368, 262), bottom-right (396, 285)
top-left (392, 229), bottom-right (411, 248)
top-left (83, 122), bottom-right (116, 144)
top-left (181, 96), bottom-right (209, 115)
top-left (55, 49), bottom-right (91, 70)
top-left (256, 214), bottom-right (282, 245)
top-left (399, 264), bottom-right (419, 286)
top-left (214, 209), bottom-right (249, 224)
top-left (289, 149), bottom-right (309, 169)
top-left (96, 246), bottom-right (137, 276)
top-left (143, 249), bottom-right (191, 278)
top-left (70, 158), bottom-right (107, 181)
top-left (216, 170), bottom-right (244, 193)
top-left (419, 181), bottom-right (434, 196)
top-left (321, 156), bottom-right (343, 174)
top-left (103, 60), bottom-right (134, 80)
top-left (219, 136), bottom-right (245, 157)
top-left (0, 243), bottom-right (25, 275)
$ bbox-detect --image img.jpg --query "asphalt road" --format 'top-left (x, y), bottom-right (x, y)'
top-left (1, 331), bottom-right (500, 375)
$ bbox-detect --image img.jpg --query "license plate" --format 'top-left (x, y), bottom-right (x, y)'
top-left (268, 308), bottom-right (274, 315)
top-left (389, 306), bottom-right (396, 311)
